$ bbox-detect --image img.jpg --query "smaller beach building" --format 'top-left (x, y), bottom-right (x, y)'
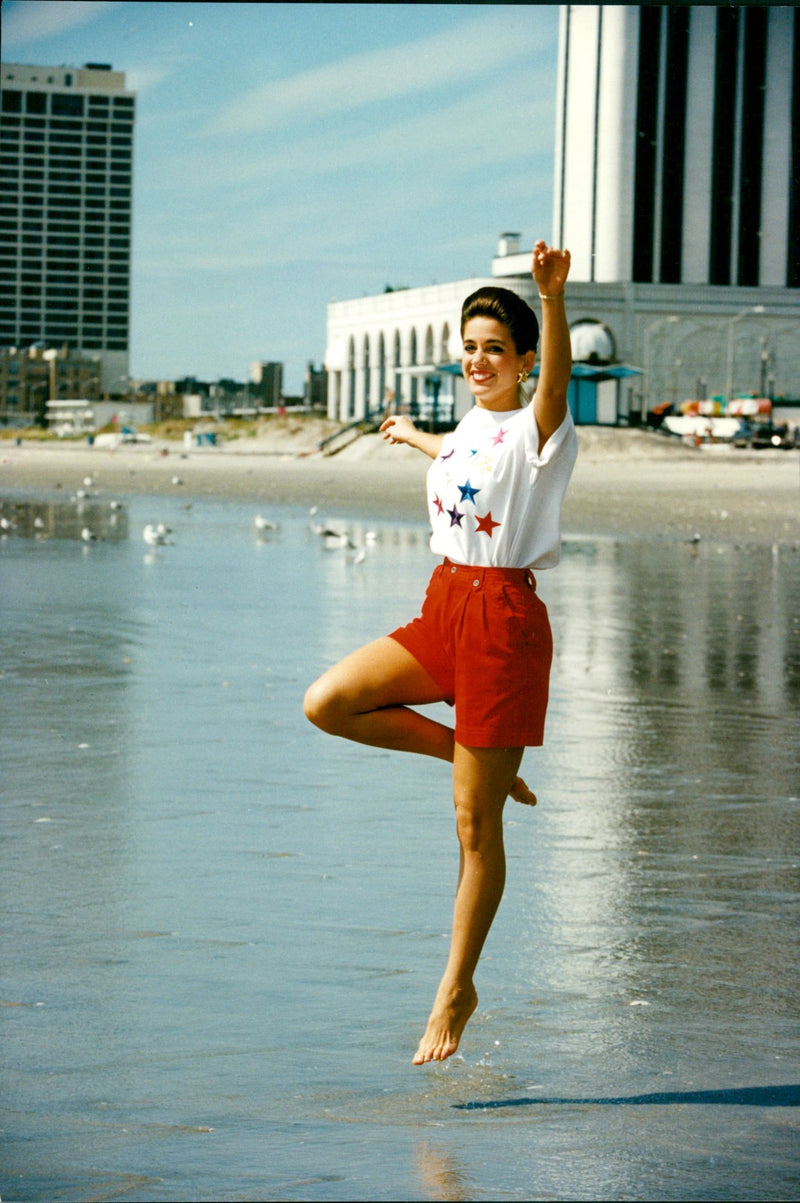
top-left (323, 248), bottom-right (642, 429)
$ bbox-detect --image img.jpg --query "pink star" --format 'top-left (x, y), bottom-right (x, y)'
top-left (491, 427), bottom-right (508, 446)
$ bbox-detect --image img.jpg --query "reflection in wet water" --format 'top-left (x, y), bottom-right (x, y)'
top-left (1, 499), bottom-right (798, 1202)
top-left (0, 495), bottom-right (129, 541)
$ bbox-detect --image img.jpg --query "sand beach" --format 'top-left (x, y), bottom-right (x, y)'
top-left (1, 418), bottom-right (798, 545)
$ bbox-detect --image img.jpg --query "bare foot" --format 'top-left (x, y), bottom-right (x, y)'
top-left (510, 775), bottom-right (537, 807)
top-left (412, 981), bottom-right (478, 1065)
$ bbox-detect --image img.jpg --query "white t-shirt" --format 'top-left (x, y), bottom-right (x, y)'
top-left (426, 401), bottom-right (578, 569)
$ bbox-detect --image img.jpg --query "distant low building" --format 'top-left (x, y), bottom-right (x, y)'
top-left (249, 360), bottom-right (283, 407)
top-left (303, 360), bottom-right (327, 411)
top-left (0, 343), bottom-right (101, 425)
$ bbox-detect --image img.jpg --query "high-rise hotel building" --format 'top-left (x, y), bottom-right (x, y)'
top-left (0, 62), bottom-right (135, 394)
top-left (552, 5), bottom-right (798, 289)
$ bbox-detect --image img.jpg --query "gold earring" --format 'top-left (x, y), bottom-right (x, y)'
top-left (517, 369), bottom-right (529, 384)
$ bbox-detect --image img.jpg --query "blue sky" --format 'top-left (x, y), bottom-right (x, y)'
top-left (3, 1), bottom-right (561, 392)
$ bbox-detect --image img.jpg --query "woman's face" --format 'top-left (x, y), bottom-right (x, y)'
top-left (461, 316), bottom-right (534, 410)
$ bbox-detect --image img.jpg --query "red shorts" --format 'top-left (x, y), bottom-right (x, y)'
top-left (389, 558), bottom-right (553, 748)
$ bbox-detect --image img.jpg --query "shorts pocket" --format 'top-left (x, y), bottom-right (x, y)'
top-left (499, 581), bottom-right (539, 643)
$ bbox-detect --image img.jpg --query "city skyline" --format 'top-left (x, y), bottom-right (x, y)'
top-left (3, 1), bottom-right (560, 393)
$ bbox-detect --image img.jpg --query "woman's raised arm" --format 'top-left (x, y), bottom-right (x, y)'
top-left (531, 240), bottom-right (572, 451)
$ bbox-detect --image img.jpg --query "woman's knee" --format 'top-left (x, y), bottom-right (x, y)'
top-left (303, 675), bottom-right (339, 731)
top-left (453, 797), bottom-right (504, 854)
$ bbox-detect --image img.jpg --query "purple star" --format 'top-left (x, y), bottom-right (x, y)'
top-left (439, 448), bottom-right (455, 461)
top-left (447, 506), bottom-right (463, 527)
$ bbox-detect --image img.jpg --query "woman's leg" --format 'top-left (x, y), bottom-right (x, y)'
top-left (413, 743), bottom-right (524, 1065)
top-left (303, 636), bottom-right (454, 761)
top-left (304, 638), bottom-right (538, 803)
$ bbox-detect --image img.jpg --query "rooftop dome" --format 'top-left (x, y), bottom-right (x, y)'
top-left (570, 319), bottom-right (617, 364)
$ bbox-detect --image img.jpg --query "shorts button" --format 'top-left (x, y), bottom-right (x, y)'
top-left (450, 566), bottom-right (457, 573)
top-left (473, 579), bottom-right (480, 587)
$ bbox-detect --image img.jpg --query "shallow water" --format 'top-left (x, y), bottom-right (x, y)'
top-left (1, 494), bottom-right (799, 1202)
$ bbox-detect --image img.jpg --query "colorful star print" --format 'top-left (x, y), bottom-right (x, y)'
top-left (439, 448), bottom-right (455, 461)
top-left (475, 511), bottom-right (502, 537)
top-left (432, 493), bottom-right (444, 516)
top-left (491, 426), bottom-right (508, 446)
top-left (447, 506), bottom-right (464, 527)
top-left (457, 479), bottom-right (481, 504)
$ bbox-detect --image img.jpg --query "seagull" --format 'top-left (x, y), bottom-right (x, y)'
top-left (81, 526), bottom-right (97, 543)
top-left (321, 529), bottom-right (352, 549)
top-left (310, 517), bottom-right (351, 547)
top-left (254, 514), bottom-right (278, 532)
top-left (171, 475), bottom-right (183, 486)
top-left (143, 522), bottom-right (173, 546)
top-left (0, 516), bottom-right (15, 532)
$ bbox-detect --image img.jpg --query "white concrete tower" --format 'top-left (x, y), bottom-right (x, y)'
top-left (554, 5), bottom-right (798, 289)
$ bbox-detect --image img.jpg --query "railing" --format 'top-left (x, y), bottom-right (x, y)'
top-left (316, 416), bottom-right (381, 456)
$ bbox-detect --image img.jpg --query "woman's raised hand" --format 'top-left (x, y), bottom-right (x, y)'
top-left (531, 240), bottom-right (571, 297)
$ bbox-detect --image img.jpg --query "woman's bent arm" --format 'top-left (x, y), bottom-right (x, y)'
top-left (380, 414), bottom-right (444, 459)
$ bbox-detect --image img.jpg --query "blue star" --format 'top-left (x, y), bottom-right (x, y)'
top-left (457, 479), bottom-right (481, 504)
top-left (447, 506), bottom-right (463, 527)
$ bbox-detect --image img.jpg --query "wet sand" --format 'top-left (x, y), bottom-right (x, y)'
top-left (1, 424), bottom-right (799, 545)
top-left (3, 498), bottom-right (799, 1201)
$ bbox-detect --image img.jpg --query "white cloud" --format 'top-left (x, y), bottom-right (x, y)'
top-left (124, 61), bottom-right (175, 94)
top-left (149, 68), bottom-right (555, 198)
top-left (1, 0), bottom-right (121, 47)
top-left (203, 9), bottom-right (542, 138)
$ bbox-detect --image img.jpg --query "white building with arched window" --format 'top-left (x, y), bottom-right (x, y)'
top-left (324, 5), bottom-right (799, 427)
top-left (325, 274), bottom-right (537, 425)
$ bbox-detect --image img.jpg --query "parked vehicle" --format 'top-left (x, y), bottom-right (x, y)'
top-left (738, 421), bottom-right (796, 450)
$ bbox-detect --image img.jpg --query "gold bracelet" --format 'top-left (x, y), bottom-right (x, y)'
top-left (539, 292), bottom-right (563, 301)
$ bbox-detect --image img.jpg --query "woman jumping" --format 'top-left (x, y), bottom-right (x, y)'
top-left (304, 241), bottom-right (577, 1064)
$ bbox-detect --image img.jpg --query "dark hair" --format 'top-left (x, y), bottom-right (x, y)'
top-left (460, 286), bottom-right (539, 354)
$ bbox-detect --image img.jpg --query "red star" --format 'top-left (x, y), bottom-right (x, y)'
top-left (432, 493), bottom-right (444, 516)
top-left (475, 511), bottom-right (501, 537)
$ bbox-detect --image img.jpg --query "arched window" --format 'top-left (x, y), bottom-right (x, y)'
top-left (424, 325), bottom-right (435, 366)
top-left (440, 322), bottom-right (451, 363)
top-left (392, 330), bottom-right (402, 412)
top-left (346, 336), bottom-right (355, 420)
top-left (362, 333), bottom-right (370, 415)
top-left (409, 328), bottom-right (418, 414)
top-left (378, 332), bottom-right (386, 411)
